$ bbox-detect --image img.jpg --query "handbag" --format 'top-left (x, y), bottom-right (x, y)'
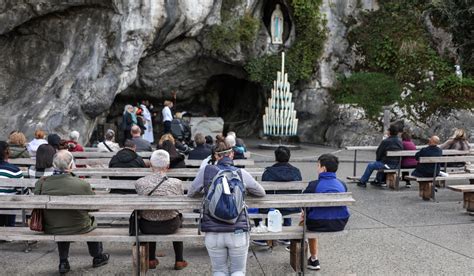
top-left (29, 179), bottom-right (45, 232)
top-left (129, 176), bottom-right (168, 236)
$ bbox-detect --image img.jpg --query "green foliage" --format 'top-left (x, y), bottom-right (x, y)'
top-left (341, 0), bottom-right (472, 120)
top-left (332, 73), bottom-right (401, 119)
top-left (245, 0), bottom-right (327, 88)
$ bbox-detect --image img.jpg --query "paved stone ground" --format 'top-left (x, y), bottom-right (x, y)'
top-left (1, 139), bottom-right (473, 275)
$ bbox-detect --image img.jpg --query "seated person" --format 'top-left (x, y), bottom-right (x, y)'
top-left (303, 154), bottom-right (350, 271)
top-left (224, 135), bottom-right (245, 160)
top-left (66, 130), bottom-right (84, 152)
top-left (0, 141), bottom-right (23, 227)
top-left (357, 124), bottom-right (403, 187)
top-left (252, 146), bottom-right (302, 246)
top-left (158, 134), bottom-right (186, 168)
top-left (34, 150), bottom-right (109, 274)
top-left (401, 131), bottom-right (418, 187)
top-left (227, 131), bottom-right (246, 156)
top-left (97, 129), bottom-right (121, 152)
top-left (412, 136), bottom-right (442, 177)
top-left (28, 144), bottom-right (56, 178)
top-left (134, 150), bottom-right (188, 270)
top-left (204, 135), bottom-right (213, 149)
top-left (109, 140), bottom-right (146, 193)
top-left (8, 131), bottom-right (30, 158)
top-left (439, 128), bottom-right (470, 151)
top-left (188, 133), bottom-right (212, 160)
top-left (47, 133), bottom-right (62, 151)
top-left (27, 129), bottom-right (48, 157)
top-left (131, 125), bottom-right (153, 152)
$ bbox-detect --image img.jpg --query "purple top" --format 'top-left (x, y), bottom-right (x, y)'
top-left (401, 140), bottom-right (417, 168)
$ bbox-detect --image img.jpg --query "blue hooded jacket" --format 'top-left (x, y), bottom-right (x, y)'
top-left (304, 172), bottom-right (350, 221)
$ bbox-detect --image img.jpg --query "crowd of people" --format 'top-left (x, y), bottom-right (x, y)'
top-left (0, 110), bottom-right (471, 275)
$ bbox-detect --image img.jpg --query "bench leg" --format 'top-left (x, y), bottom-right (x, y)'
top-left (290, 240), bottom-right (307, 272)
top-left (419, 181), bottom-right (432, 201)
top-left (464, 192), bottom-right (474, 212)
top-left (386, 173), bottom-right (397, 190)
top-left (132, 243), bottom-right (149, 276)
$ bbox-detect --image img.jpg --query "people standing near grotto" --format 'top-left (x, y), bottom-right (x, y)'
top-left (162, 100), bottom-right (173, 134)
top-left (140, 101), bottom-right (154, 143)
top-left (121, 104), bottom-right (136, 144)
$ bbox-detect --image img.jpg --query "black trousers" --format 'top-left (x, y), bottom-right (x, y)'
top-left (139, 215), bottom-right (183, 261)
top-left (0, 215), bottom-right (15, 226)
top-left (163, 121), bottom-right (171, 134)
top-left (57, 241), bottom-right (103, 261)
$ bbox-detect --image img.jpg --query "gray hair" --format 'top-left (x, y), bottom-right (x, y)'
top-left (150, 150), bottom-right (170, 169)
top-left (69, 130), bottom-right (80, 141)
top-left (53, 150), bottom-right (74, 171)
top-left (123, 104), bottom-right (133, 114)
top-left (225, 135), bottom-right (236, 147)
top-left (105, 129), bottom-right (115, 141)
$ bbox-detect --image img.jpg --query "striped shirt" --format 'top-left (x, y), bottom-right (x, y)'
top-left (0, 160), bottom-right (23, 194)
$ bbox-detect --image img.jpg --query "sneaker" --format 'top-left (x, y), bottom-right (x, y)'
top-left (251, 240), bottom-right (268, 246)
top-left (285, 246), bottom-right (291, 252)
top-left (307, 257), bottom-right (320, 270)
top-left (59, 260), bottom-right (70, 274)
top-left (405, 182), bottom-right (411, 188)
top-left (356, 181), bottom-right (367, 188)
top-left (92, 253), bottom-right (109, 268)
top-left (370, 181), bottom-right (386, 187)
top-left (277, 239), bottom-right (290, 245)
top-left (149, 259), bottom-right (159, 269)
top-left (174, 260), bottom-right (188, 270)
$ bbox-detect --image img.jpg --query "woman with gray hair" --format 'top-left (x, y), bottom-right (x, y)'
top-left (98, 129), bottom-right (121, 152)
top-left (134, 150), bottom-right (188, 270)
top-left (121, 104), bottom-right (136, 144)
top-left (66, 130), bottom-right (84, 152)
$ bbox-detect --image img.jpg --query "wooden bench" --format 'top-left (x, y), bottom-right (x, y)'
top-left (405, 156), bottom-right (474, 201)
top-left (0, 193), bottom-right (354, 274)
top-left (447, 185), bottom-right (474, 213)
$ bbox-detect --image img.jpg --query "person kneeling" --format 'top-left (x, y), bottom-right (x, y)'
top-left (303, 154), bottom-right (350, 270)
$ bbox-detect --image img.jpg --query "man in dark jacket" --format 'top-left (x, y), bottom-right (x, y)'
top-left (412, 136), bottom-right (442, 177)
top-left (358, 125), bottom-right (403, 187)
top-left (109, 140), bottom-right (146, 193)
top-left (188, 133), bottom-right (212, 160)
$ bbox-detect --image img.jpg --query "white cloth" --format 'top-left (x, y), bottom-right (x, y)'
top-left (162, 106), bottom-right (173, 122)
top-left (27, 138), bottom-right (48, 157)
top-left (97, 141), bottom-right (121, 152)
top-left (141, 104), bottom-right (154, 143)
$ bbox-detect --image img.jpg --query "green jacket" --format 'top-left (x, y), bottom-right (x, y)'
top-left (9, 145), bottom-right (30, 158)
top-left (34, 173), bottom-right (96, 235)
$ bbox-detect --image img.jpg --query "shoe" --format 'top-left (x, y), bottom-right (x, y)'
top-left (285, 246), bottom-right (291, 252)
top-left (370, 181), bottom-right (386, 187)
top-left (174, 260), bottom-right (188, 270)
top-left (251, 240), bottom-right (268, 246)
top-left (307, 257), bottom-right (320, 270)
top-left (149, 259), bottom-right (159, 269)
top-left (405, 182), bottom-right (411, 188)
top-left (277, 239), bottom-right (290, 245)
top-left (59, 261), bottom-right (70, 274)
top-left (356, 181), bottom-right (367, 188)
top-left (92, 253), bottom-right (109, 268)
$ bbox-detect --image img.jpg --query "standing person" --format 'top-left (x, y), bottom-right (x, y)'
top-left (439, 128), bottom-right (470, 151)
top-left (401, 132), bottom-right (418, 187)
top-left (140, 102), bottom-right (154, 143)
top-left (131, 125), bottom-right (153, 152)
top-left (28, 144), bottom-right (56, 178)
top-left (162, 100), bottom-right (173, 134)
top-left (122, 105), bottom-right (136, 144)
top-left (188, 133), bottom-right (212, 160)
top-left (188, 141), bottom-right (265, 276)
top-left (0, 141), bottom-right (23, 227)
top-left (34, 150), bottom-right (109, 274)
top-left (357, 124), bottom-right (403, 187)
top-left (304, 154), bottom-right (350, 271)
top-left (27, 129), bottom-right (48, 157)
top-left (97, 129), bottom-right (121, 152)
top-left (134, 150), bottom-right (188, 270)
top-left (8, 131), bottom-right (30, 158)
top-left (66, 131), bottom-right (84, 152)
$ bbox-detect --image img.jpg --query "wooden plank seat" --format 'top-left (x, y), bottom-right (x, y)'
top-left (447, 185), bottom-right (474, 213)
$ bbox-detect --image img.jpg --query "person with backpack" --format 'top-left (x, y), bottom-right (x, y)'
top-left (303, 154), bottom-right (350, 270)
top-left (188, 141), bottom-right (265, 275)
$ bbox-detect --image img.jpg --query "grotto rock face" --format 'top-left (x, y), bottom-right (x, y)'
top-left (0, 0), bottom-right (471, 146)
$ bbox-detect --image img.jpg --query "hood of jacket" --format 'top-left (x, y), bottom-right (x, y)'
top-left (114, 148), bottom-right (138, 163)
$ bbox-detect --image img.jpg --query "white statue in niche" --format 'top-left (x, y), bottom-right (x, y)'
top-left (271, 4), bottom-right (284, 45)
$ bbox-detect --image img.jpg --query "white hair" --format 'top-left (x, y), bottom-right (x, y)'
top-left (227, 131), bottom-right (236, 138)
top-left (123, 104), bottom-right (133, 114)
top-left (225, 135), bottom-right (236, 147)
top-left (53, 150), bottom-right (74, 171)
top-left (150, 150), bottom-right (170, 169)
top-left (69, 130), bottom-right (80, 141)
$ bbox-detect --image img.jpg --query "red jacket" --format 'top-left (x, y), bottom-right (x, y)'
top-left (66, 141), bottom-right (84, 152)
top-left (401, 140), bottom-right (417, 168)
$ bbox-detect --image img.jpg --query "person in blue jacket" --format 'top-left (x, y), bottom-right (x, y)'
top-left (303, 154), bottom-right (350, 270)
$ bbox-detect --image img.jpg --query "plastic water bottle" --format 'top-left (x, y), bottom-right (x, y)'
top-left (267, 209), bottom-right (283, 232)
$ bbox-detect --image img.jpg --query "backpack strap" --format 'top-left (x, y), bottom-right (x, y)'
top-left (102, 141), bottom-right (113, 152)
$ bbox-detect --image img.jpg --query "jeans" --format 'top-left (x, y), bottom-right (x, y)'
top-left (205, 232), bottom-right (249, 276)
top-left (139, 215), bottom-right (184, 261)
top-left (360, 161), bottom-right (385, 184)
top-left (0, 214), bottom-right (15, 226)
top-left (57, 242), bottom-right (103, 261)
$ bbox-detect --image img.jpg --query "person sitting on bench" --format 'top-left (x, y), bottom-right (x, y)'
top-left (412, 136), bottom-right (442, 178)
top-left (357, 124), bottom-right (402, 187)
top-left (34, 150), bottom-right (109, 274)
top-left (303, 154), bottom-right (350, 270)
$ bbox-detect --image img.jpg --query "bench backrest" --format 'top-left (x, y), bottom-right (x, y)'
top-left (386, 150), bottom-right (473, 157)
top-left (417, 156), bottom-right (474, 163)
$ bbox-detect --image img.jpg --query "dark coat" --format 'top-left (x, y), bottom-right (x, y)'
top-left (412, 145), bottom-right (443, 177)
top-left (121, 112), bottom-right (133, 131)
top-left (159, 141), bottom-right (186, 168)
top-left (108, 148), bottom-right (146, 187)
top-left (188, 144), bottom-right (212, 160)
top-left (376, 135), bottom-right (403, 166)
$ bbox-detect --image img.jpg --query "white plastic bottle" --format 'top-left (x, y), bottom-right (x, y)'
top-left (267, 209), bottom-right (283, 232)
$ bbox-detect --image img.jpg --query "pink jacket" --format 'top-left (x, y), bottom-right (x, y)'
top-left (402, 140), bottom-right (417, 168)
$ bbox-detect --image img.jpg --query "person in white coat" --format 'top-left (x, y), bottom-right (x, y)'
top-left (140, 104), bottom-right (154, 143)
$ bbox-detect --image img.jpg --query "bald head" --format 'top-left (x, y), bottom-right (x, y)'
top-left (428, 136), bottom-right (440, 146)
top-left (131, 125), bottom-right (141, 137)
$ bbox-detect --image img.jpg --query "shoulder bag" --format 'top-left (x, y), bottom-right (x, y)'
top-left (29, 178), bottom-right (45, 232)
